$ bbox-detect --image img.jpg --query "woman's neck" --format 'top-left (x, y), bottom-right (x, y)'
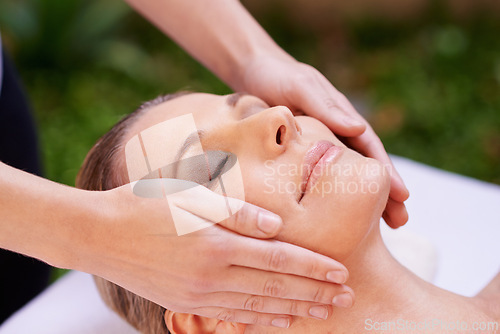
top-left (338, 225), bottom-right (437, 326)
top-left (314, 225), bottom-right (438, 332)
top-left (246, 223), bottom-right (492, 333)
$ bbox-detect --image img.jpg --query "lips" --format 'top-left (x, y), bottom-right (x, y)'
top-left (299, 140), bottom-right (343, 201)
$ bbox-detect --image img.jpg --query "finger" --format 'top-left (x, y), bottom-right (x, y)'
top-left (203, 291), bottom-right (333, 320)
top-left (219, 266), bottom-right (354, 307)
top-left (217, 201), bottom-right (283, 239)
top-left (293, 76), bottom-right (366, 137)
top-left (345, 129), bottom-right (409, 228)
top-left (194, 307), bottom-right (292, 328)
top-left (342, 126), bottom-right (409, 203)
top-left (167, 183), bottom-right (283, 238)
top-left (168, 182), bottom-right (244, 222)
top-left (383, 198), bottom-right (409, 229)
top-left (226, 235), bottom-right (349, 284)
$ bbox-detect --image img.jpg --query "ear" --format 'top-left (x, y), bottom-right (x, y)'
top-left (164, 310), bottom-right (246, 334)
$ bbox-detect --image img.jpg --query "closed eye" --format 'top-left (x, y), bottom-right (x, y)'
top-left (233, 95), bottom-right (270, 120)
top-left (208, 153), bottom-right (229, 182)
top-left (173, 151), bottom-right (233, 189)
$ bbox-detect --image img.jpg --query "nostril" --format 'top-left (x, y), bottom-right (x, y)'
top-left (276, 125), bottom-right (286, 145)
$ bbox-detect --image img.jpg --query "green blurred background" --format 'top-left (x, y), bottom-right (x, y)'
top-left (0, 0), bottom-right (499, 186)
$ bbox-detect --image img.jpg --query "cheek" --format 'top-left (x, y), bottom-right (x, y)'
top-left (279, 158), bottom-right (390, 260)
top-left (296, 116), bottom-right (346, 147)
top-left (304, 186), bottom-right (381, 260)
top-left (216, 157), bottom-right (246, 202)
top-left (238, 159), bottom-right (300, 219)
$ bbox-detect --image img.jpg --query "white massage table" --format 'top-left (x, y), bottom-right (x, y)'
top-left (1, 156), bottom-right (499, 334)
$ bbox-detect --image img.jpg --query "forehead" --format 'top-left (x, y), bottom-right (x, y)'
top-left (126, 93), bottom-right (226, 140)
top-left (123, 92), bottom-right (235, 183)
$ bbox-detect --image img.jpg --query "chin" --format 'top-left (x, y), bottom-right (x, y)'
top-left (282, 152), bottom-right (390, 261)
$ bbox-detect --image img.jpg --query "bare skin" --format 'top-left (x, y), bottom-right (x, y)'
top-left (1, 0), bottom-right (408, 327)
top-left (111, 92), bottom-right (497, 333)
top-left (0, 158), bottom-right (355, 328)
top-left (124, 0), bottom-right (409, 227)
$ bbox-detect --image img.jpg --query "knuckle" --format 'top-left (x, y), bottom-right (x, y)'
top-left (229, 205), bottom-right (252, 232)
top-left (293, 73), bottom-right (311, 85)
top-left (243, 296), bottom-right (264, 312)
top-left (288, 72), bottom-right (314, 91)
top-left (313, 286), bottom-right (329, 304)
top-left (263, 279), bottom-right (286, 298)
top-left (205, 238), bottom-right (230, 261)
top-left (293, 80), bottom-right (314, 95)
top-left (190, 271), bottom-right (218, 293)
top-left (265, 249), bottom-right (288, 272)
top-left (190, 277), bottom-right (212, 293)
top-left (216, 310), bottom-right (235, 322)
top-left (296, 63), bottom-right (317, 77)
top-left (337, 91), bottom-right (348, 101)
top-left (288, 300), bottom-right (300, 315)
top-left (305, 260), bottom-right (318, 279)
top-left (248, 312), bottom-right (260, 325)
top-left (323, 97), bottom-right (339, 110)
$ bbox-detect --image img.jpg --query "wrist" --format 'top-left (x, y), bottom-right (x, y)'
top-left (69, 186), bottom-right (163, 279)
top-left (44, 188), bottom-right (111, 271)
top-left (0, 162), bottom-right (113, 271)
top-left (230, 45), bottom-right (295, 92)
top-left (62, 188), bottom-right (128, 275)
top-left (233, 51), bottom-right (298, 93)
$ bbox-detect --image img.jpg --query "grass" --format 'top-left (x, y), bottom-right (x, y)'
top-left (1, 1), bottom-right (497, 187)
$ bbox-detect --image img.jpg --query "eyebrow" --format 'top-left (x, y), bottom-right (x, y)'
top-left (174, 93), bottom-right (245, 169)
top-left (174, 129), bottom-right (205, 166)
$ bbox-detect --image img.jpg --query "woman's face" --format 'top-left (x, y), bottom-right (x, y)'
top-left (126, 93), bottom-right (390, 260)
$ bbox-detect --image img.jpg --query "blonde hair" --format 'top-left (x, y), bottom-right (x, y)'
top-left (76, 92), bottom-right (190, 334)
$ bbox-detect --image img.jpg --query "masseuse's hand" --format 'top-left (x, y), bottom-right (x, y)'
top-left (95, 182), bottom-right (353, 328)
top-left (240, 56), bottom-right (409, 228)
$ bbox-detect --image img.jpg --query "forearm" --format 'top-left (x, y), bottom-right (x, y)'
top-left (124, 0), bottom-right (293, 90)
top-left (0, 162), bottom-right (106, 270)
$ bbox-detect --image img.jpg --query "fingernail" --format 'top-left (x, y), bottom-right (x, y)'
top-left (343, 117), bottom-right (364, 127)
top-left (332, 293), bottom-right (353, 308)
top-left (309, 306), bottom-right (329, 320)
top-left (271, 318), bottom-right (290, 328)
top-left (257, 211), bottom-right (282, 234)
top-left (391, 168), bottom-right (409, 198)
top-left (396, 176), bottom-right (409, 197)
top-left (326, 270), bottom-right (347, 284)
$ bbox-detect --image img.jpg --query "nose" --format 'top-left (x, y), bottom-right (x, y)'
top-left (247, 106), bottom-right (300, 157)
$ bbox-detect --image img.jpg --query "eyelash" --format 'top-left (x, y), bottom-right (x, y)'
top-left (208, 154), bottom-right (229, 183)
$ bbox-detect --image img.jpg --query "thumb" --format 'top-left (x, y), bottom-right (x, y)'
top-left (217, 200), bottom-right (283, 239)
top-left (168, 183), bottom-right (283, 238)
top-left (131, 177), bottom-right (283, 238)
